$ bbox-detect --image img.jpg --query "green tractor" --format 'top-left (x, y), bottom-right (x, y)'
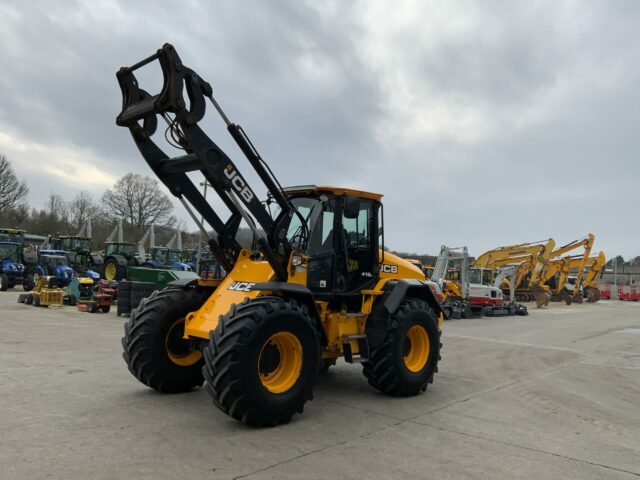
top-left (59, 236), bottom-right (104, 279)
top-left (100, 220), bottom-right (141, 281)
top-left (103, 241), bottom-right (139, 281)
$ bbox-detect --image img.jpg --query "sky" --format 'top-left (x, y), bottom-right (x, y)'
top-left (1, 0), bottom-right (639, 258)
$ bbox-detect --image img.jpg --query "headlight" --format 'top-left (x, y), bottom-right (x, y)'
top-left (291, 255), bottom-right (303, 267)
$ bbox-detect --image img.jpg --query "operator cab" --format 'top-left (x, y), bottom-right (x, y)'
top-left (280, 185), bottom-right (382, 299)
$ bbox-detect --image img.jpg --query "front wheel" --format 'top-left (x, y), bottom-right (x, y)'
top-left (202, 296), bottom-right (321, 426)
top-left (0, 274), bottom-right (8, 291)
top-left (122, 287), bottom-right (210, 393)
top-left (363, 298), bottom-right (441, 397)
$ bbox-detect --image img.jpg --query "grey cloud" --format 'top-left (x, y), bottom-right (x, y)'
top-left (0, 0), bottom-right (638, 257)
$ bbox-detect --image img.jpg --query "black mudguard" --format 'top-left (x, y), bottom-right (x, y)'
top-left (366, 279), bottom-right (445, 350)
top-left (251, 282), bottom-right (327, 346)
top-left (108, 255), bottom-right (128, 267)
top-left (383, 279), bottom-right (445, 317)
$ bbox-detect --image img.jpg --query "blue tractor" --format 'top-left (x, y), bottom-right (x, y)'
top-left (142, 246), bottom-right (192, 271)
top-left (182, 248), bottom-right (225, 279)
top-left (37, 250), bottom-right (76, 285)
top-left (0, 241), bottom-right (26, 291)
top-left (58, 236), bottom-right (103, 282)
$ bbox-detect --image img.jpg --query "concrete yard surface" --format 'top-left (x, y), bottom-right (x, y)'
top-left (1, 292), bottom-right (639, 479)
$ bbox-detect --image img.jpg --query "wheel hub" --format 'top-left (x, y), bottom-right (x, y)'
top-left (258, 332), bottom-right (302, 394)
top-left (403, 325), bottom-right (430, 373)
top-left (165, 318), bottom-right (202, 367)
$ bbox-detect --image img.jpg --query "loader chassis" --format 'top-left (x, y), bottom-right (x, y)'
top-left (116, 44), bottom-right (443, 426)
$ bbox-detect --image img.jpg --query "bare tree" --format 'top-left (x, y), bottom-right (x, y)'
top-left (102, 173), bottom-right (173, 227)
top-left (68, 191), bottom-right (101, 230)
top-left (0, 154), bottom-right (29, 215)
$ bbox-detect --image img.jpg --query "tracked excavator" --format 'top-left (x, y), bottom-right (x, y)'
top-left (543, 250), bottom-right (606, 303)
top-left (473, 239), bottom-right (556, 304)
top-left (582, 251), bottom-right (606, 302)
top-left (429, 246), bottom-right (473, 319)
top-left (116, 44), bottom-right (444, 426)
top-left (430, 245), bottom-right (523, 318)
top-left (545, 234), bottom-right (595, 302)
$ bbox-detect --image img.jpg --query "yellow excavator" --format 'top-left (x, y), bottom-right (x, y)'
top-left (473, 239), bottom-right (556, 303)
top-left (582, 251), bottom-right (606, 302)
top-left (545, 234), bottom-right (595, 302)
top-left (543, 250), bottom-right (606, 303)
top-left (116, 44), bottom-right (445, 426)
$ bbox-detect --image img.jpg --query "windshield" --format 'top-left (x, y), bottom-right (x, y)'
top-left (468, 268), bottom-right (493, 285)
top-left (119, 244), bottom-right (136, 256)
top-left (152, 248), bottom-right (168, 262)
top-left (0, 230), bottom-right (24, 245)
top-left (0, 244), bottom-right (19, 262)
top-left (272, 197), bottom-right (324, 249)
top-left (70, 238), bottom-right (92, 251)
top-left (44, 255), bottom-right (69, 267)
top-left (168, 250), bottom-right (182, 263)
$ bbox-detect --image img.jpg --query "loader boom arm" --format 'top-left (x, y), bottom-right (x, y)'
top-left (115, 44), bottom-right (300, 279)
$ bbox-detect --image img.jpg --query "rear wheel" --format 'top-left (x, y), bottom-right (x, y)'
top-left (363, 298), bottom-right (441, 396)
top-left (0, 274), bottom-right (8, 291)
top-left (202, 296), bottom-right (321, 426)
top-left (122, 287), bottom-right (210, 393)
top-left (100, 304), bottom-right (111, 313)
top-left (104, 259), bottom-right (126, 281)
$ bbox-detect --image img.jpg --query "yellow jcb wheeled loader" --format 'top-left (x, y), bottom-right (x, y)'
top-left (115, 44), bottom-right (444, 426)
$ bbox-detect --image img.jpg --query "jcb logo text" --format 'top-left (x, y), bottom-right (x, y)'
top-left (224, 166), bottom-right (255, 203)
top-left (380, 264), bottom-right (398, 274)
top-left (228, 281), bottom-right (256, 292)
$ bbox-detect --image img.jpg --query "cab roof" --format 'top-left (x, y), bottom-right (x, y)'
top-left (282, 185), bottom-right (383, 202)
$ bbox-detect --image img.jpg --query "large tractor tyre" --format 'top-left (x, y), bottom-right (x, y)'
top-left (130, 281), bottom-right (156, 310)
top-left (0, 274), bottom-right (8, 291)
top-left (103, 258), bottom-right (126, 281)
top-left (122, 287), bottom-right (210, 393)
top-left (117, 281), bottom-right (132, 316)
top-left (363, 298), bottom-right (441, 397)
top-left (202, 296), bottom-right (322, 426)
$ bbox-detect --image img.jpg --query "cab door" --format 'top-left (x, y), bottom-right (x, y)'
top-left (336, 196), bottom-right (377, 293)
